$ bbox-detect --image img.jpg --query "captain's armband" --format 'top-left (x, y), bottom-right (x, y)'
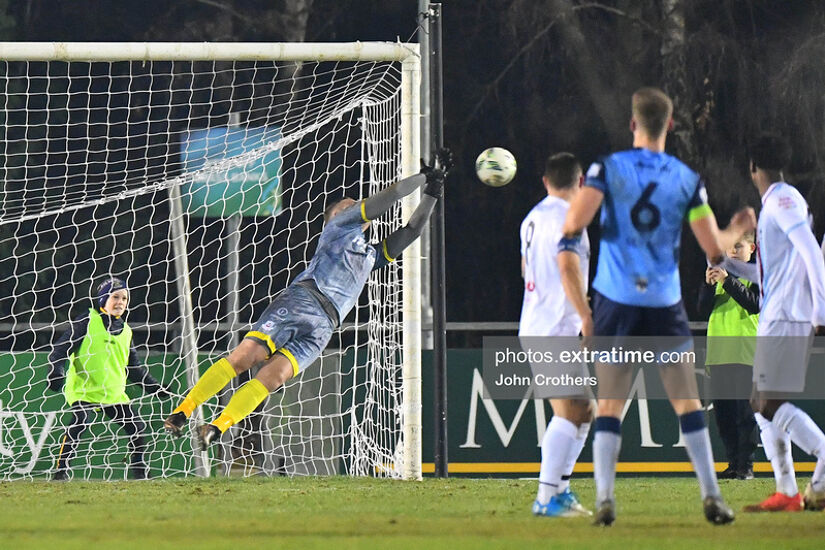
top-left (687, 178), bottom-right (711, 222)
top-left (558, 234), bottom-right (583, 254)
top-left (687, 203), bottom-right (713, 223)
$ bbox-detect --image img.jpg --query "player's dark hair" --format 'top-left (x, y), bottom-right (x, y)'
top-left (749, 133), bottom-right (791, 172)
top-left (632, 87), bottom-right (673, 138)
top-left (543, 152), bottom-right (581, 190)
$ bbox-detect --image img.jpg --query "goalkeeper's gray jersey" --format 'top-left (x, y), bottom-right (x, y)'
top-left (292, 202), bottom-right (376, 322)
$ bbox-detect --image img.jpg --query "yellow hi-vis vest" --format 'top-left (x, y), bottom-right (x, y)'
top-left (705, 279), bottom-right (758, 366)
top-left (64, 308), bottom-right (132, 405)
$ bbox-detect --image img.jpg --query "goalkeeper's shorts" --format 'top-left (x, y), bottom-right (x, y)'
top-left (245, 284), bottom-right (335, 377)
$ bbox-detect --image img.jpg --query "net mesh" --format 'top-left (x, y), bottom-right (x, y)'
top-left (0, 55), bottom-right (408, 479)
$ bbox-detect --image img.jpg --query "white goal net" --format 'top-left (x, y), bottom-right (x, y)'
top-left (0, 42), bottom-right (421, 481)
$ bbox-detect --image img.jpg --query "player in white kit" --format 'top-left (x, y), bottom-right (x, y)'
top-left (520, 153), bottom-right (593, 517)
top-left (743, 134), bottom-right (825, 512)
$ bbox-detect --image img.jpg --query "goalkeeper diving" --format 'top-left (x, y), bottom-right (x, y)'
top-left (164, 149), bottom-right (452, 448)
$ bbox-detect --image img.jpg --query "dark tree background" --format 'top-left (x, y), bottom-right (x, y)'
top-left (2, 0), bottom-right (825, 332)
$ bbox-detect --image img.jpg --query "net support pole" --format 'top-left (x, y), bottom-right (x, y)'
top-left (226, 112), bottom-right (243, 351)
top-left (401, 51), bottom-right (423, 481)
top-left (225, 220), bottom-right (241, 345)
top-left (219, 212), bottom-right (242, 476)
top-left (168, 182), bottom-right (209, 477)
top-left (220, 113), bottom-right (243, 476)
top-left (418, 0), bottom-right (434, 351)
top-left (428, 2), bottom-right (449, 479)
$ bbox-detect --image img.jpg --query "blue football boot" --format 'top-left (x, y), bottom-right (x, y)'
top-left (533, 488), bottom-right (593, 518)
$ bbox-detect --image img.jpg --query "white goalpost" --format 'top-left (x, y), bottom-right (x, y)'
top-left (0, 42), bottom-right (422, 480)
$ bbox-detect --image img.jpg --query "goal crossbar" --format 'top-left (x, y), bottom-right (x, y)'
top-left (0, 41), bottom-right (419, 63)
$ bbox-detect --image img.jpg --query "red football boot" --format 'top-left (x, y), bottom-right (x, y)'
top-left (743, 492), bottom-right (803, 512)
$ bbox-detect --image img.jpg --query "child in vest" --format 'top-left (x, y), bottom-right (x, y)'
top-left (698, 232), bottom-right (759, 480)
top-left (47, 277), bottom-right (172, 480)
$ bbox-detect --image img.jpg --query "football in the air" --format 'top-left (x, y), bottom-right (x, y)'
top-left (475, 147), bottom-right (517, 187)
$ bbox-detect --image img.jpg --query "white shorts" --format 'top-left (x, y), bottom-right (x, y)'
top-left (519, 335), bottom-right (593, 399)
top-left (754, 320), bottom-right (814, 393)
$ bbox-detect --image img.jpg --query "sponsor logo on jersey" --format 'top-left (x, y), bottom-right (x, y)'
top-left (778, 195), bottom-right (795, 210)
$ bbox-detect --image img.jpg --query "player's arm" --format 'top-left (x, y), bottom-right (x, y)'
top-left (709, 263), bottom-right (761, 315)
top-left (690, 210), bottom-right (756, 264)
top-left (361, 148), bottom-right (452, 222)
top-left (561, 187), bottom-right (603, 239)
top-left (47, 312), bottom-right (89, 392)
top-left (557, 248), bottom-right (593, 337)
top-left (720, 256), bottom-right (758, 283)
top-left (371, 174), bottom-right (443, 270)
top-left (687, 179), bottom-right (756, 263)
top-left (788, 224), bottom-right (825, 326)
top-left (561, 161), bottom-right (605, 239)
top-left (721, 277), bottom-right (760, 315)
top-left (689, 212), bottom-right (725, 264)
top-left (719, 208), bottom-right (757, 251)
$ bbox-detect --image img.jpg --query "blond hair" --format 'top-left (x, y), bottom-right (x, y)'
top-left (632, 87), bottom-right (673, 138)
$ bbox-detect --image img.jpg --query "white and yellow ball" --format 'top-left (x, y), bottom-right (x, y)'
top-left (475, 147), bottom-right (517, 187)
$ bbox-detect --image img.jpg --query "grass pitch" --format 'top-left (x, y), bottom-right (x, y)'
top-left (1, 476), bottom-right (824, 549)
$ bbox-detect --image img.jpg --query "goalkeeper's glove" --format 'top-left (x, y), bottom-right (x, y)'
top-left (421, 147), bottom-right (453, 198)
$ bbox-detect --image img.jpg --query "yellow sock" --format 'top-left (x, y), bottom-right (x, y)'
top-left (212, 379), bottom-right (270, 433)
top-left (173, 358), bottom-right (236, 417)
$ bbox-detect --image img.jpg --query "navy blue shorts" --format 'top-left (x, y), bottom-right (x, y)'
top-left (245, 285), bottom-right (335, 377)
top-left (592, 290), bottom-right (691, 337)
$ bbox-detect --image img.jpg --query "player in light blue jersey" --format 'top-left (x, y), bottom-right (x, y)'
top-left (586, 145), bottom-right (709, 308)
top-left (561, 88), bottom-right (755, 526)
top-left (164, 150), bottom-right (451, 448)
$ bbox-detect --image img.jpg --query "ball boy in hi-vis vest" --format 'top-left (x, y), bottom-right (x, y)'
top-left (699, 232), bottom-right (759, 480)
top-left (48, 277), bottom-right (172, 480)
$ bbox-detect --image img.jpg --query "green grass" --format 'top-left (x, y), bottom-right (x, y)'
top-left (1, 477), bottom-right (824, 549)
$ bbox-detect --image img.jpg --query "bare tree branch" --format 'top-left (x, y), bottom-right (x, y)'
top-left (461, 1), bottom-right (657, 142)
top-left (190, 0), bottom-right (258, 27)
top-left (661, 0), bottom-right (697, 164)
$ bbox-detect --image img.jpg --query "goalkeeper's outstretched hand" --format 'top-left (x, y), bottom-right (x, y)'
top-left (433, 147), bottom-right (454, 175)
top-left (421, 147), bottom-right (453, 198)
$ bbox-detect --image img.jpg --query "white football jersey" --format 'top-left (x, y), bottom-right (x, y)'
top-left (757, 182), bottom-right (825, 324)
top-left (519, 195), bottom-right (589, 337)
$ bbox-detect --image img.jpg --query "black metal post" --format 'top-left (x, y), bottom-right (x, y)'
top-left (428, 2), bottom-right (448, 478)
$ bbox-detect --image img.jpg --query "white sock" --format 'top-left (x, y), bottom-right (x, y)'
top-left (773, 403), bottom-right (825, 492)
top-left (593, 417), bottom-right (622, 505)
top-left (537, 416), bottom-right (578, 504)
top-left (756, 412), bottom-right (798, 496)
top-left (558, 421), bottom-right (590, 494)
top-left (680, 411), bottom-right (720, 499)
